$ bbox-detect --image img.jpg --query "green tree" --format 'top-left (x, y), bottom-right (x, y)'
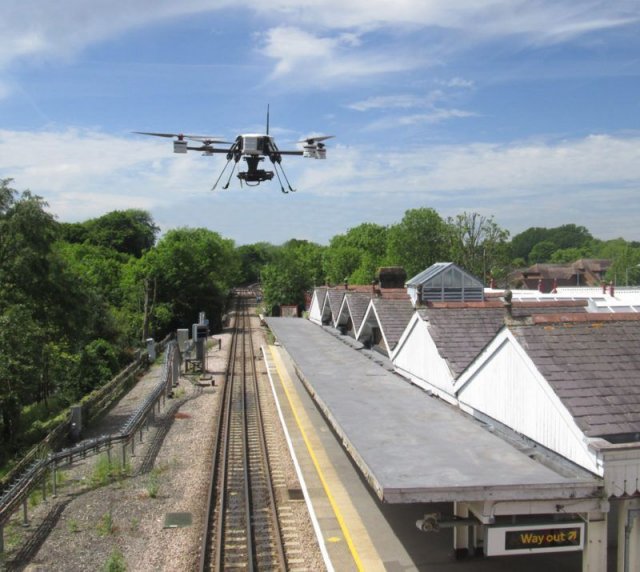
top-left (0, 305), bottom-right (45, 446)
top-left (550, 247), bottom-right (593, 263)
top-left (260, 239), bottom-right (325, 310)
top-left (447, 212), bottom-right (510, 282)
top-left (596, 240), bottom-right (640, 285)
top-left (511, 224), bottom-right (593, 263)
top-left (82, 209), bottom-right (159, 257)
top-left (323, 245), bottom-right (362, 285)
top-left (323, 223), bottom-right (388, 285)
top-left (529, 240), bottom-right (557, 263)
top-left (0, 181), bottom-right (57, 305)
top-left (385, 208), bottom-right (449, 278)
top-left (237, 242), bottom-right (277, 285)
top-left (132, 228), bottom-right (241, 335)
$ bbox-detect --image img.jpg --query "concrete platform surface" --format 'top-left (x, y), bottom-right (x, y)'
top-left (266, 317), bottom-right (600, 503)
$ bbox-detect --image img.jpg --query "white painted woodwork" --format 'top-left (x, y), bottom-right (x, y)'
top-left (457, 331), bottom-right (601, 475)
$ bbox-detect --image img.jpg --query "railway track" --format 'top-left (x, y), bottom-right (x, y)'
top-left (199, 295), bottom-right (288, 571)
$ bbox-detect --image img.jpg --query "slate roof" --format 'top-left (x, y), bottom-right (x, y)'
top-left (313, 285), bottom-right (410, 325)
top-left (314, 287), bottom-right (328, 309)
top-left (509, 316), bottom-right (640, 439)
top-left (343, 293), bottom-right (372, 333)
top-left (370, 298), bottom-right (415, 350)
top-left (326, 290), bottom-right (346, 322)
top-left (418, 301), bottom-right (587, 379)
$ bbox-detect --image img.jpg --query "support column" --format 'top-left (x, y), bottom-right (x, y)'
top-left (617, 499), bottom-right (640, 572)
top-left (583, 511), bottom-right (607, 572)
top-left (22, 499), bottom-right (29, 528)
top-left (52, 458), bottom-right (57, 498)
top-left (472, 523), bottom-right (485, 556)
top-left (453, 501), bottom-right (470, 559)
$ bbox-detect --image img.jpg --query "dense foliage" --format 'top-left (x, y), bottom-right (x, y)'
top-left (3, 174), bottom-right (639, 470)
top-left (257, 211), bottom-right (640, 308)
top-left (0, 180), bottom-right (241, 468)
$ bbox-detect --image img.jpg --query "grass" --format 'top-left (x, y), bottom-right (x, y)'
top-left (103, 548), bottom-right (126, 571)
top-left (145, 466), bottom-right (163, 498)
top-left (96, 511), bottom-right (116, 537)
top-left (90, 454), bottom-right (130, 488)
top-left (2, 521), bottom-right (24, 552)
top-left (68, 518), bottom-right (80, 533)
top-left (129, 517), bottom-right (139, 532)
top-left (28, 468), bottom-right (65, 507)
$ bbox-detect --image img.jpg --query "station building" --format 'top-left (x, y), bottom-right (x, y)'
top-left (303, 263), bottom-right (640, 571)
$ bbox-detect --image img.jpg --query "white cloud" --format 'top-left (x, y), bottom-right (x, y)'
top-left (436, 77), bottom-right (475, 89)
top-left (2, 128), bottom-right (640, 241)
top-left (2, 2), bottom-right (631, 74)
top-left (348, 95), bottom-right (424, 112)
top-left (362, 107), bottom-right (478, 130)
top-left (0, 128), bottom-right (221, 221)
top-left (0, 1), bottom-right (230, 67)
top-left (260, 26), bottom-right (425, 86)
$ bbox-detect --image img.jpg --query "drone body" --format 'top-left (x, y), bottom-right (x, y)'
top-left (135, 110), bottom-right (333, 193)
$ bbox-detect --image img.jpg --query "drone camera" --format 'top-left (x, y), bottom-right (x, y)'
top-left (173, 140), bottom-right (188, 154)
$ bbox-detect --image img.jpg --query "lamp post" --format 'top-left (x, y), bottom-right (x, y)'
top-left (625, 264), bottom-right (640, 286)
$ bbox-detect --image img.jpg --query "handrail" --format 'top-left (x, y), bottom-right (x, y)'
top-left (0, 338), bottom-right (180, 532)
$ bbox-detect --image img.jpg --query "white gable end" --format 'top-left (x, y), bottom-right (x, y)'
top-left (308, 291), bottom-right (323, 324)
top-left (392, 317), bottom-right (458, 404)
top-left (457, 332), bottom-right (600, 475)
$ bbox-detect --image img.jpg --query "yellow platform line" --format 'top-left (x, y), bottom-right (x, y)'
top-left (268, 345), bottom-right (384, 572)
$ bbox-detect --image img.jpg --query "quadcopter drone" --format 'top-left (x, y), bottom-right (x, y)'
top-left (135, 108), bottom-right (333, 193)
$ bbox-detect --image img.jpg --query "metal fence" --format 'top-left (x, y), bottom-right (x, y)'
top-left (0, 337), bottom-right (180, 553)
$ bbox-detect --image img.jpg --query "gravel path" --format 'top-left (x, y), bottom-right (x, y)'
top-left (1, 314), bottom-right (324, 572)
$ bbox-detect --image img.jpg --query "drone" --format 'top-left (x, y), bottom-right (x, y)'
top-left (134, 108), bottom-right (333, 193)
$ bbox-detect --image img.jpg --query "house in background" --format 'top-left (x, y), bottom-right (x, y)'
top-left (511, 258), bottom-right (611, 291)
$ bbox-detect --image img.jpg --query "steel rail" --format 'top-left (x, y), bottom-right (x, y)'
top-left (246, 301), bottom-right (287, 570)
top-left (200, 295), bottom-right (288, 571)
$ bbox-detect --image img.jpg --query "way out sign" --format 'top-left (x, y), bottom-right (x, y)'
top-left (486, 521), bottom-right (585, 556)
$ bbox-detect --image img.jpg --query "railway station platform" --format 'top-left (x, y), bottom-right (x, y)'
top-left (265, 317), bottom-right (609, 570)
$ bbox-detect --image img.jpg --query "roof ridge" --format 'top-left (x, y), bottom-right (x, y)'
top-left (531, 313), bottom-right (640, 325)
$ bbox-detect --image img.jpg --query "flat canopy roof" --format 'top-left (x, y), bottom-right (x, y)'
top-left (266, 317), bottom-right (601, 503)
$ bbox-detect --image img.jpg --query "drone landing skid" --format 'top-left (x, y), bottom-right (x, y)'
top-left (272, 162), bottom-right (295, 194)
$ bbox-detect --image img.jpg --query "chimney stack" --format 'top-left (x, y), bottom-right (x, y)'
top-left (503, 288), bottom-right (513, 317)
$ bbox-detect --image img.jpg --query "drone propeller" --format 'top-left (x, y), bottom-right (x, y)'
top-left (298, 135), bottom-right (335, 145)
top-left (133, 131), bottom-right (230, 144)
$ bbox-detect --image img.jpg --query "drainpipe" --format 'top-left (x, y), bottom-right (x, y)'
top-left (624, 508), bottom-right (640, 572)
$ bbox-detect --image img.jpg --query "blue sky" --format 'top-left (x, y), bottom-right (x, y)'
top-left (1, 1), bottom-right (639, 245)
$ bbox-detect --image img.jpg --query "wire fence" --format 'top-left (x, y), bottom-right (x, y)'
top-left (0, 337), bottom-right (181, 551)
